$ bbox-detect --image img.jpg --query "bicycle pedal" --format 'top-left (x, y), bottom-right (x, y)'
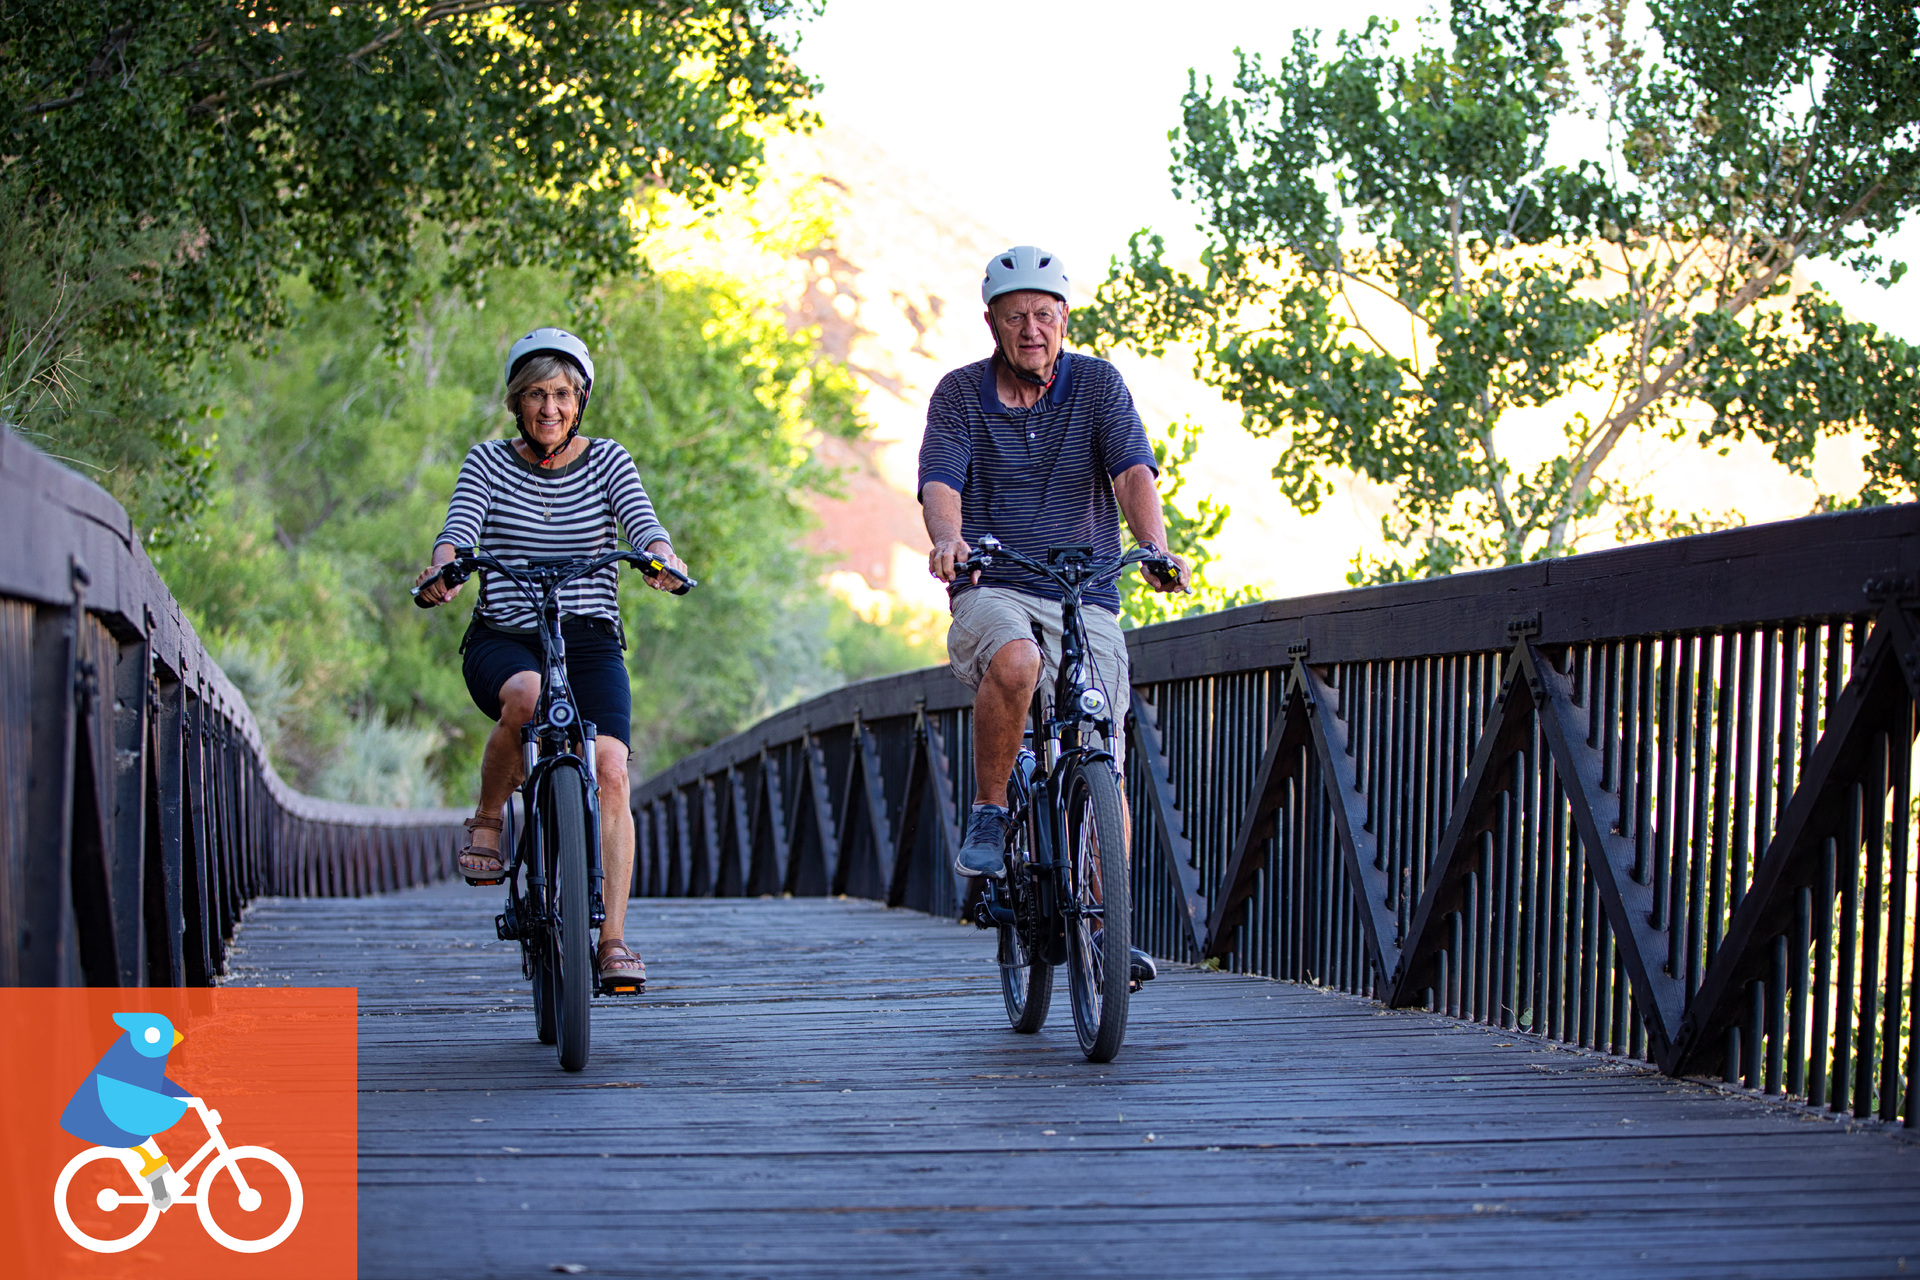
top-left (599, 979), bottom-right (645, 996)
top-left (466, 876), bottom-right (506, 887)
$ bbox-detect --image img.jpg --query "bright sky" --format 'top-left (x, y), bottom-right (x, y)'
top-left (782, 0), bottom-right (1917, 341)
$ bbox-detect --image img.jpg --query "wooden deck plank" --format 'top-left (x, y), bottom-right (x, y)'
top-left (223, 886), bottom-right (1920, 1279)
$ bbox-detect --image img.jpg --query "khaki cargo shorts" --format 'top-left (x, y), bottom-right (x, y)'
top-left (946, 587), bottom-right (1130, 770)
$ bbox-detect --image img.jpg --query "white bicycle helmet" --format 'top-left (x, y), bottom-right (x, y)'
top-left (503, 327), bottom-right (595, 461)
top-left (981, 246), bottom-right (1069, 305)
top-left (505, 326), bottom-right (595, 390)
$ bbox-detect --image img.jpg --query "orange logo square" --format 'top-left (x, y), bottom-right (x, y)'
top-left (0, 989), bottom-right (357, 1279)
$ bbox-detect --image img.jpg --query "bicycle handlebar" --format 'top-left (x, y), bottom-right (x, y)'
top-left (411, 547), bottom-right (696, 609)
top-left (953, 537), bottom-right (1183, 595)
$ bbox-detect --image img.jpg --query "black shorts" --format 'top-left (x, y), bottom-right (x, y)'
top-left (461, 617), bottom-right (631, 746)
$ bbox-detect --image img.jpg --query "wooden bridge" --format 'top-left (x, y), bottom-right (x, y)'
top-left (8, 426), bottom-right (1920, 1275)
top-left (221, 882), bottom-right (1920, 1279)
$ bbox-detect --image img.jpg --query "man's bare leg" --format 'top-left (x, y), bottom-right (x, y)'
top-left (972, 639), bottom-right (1041, 805)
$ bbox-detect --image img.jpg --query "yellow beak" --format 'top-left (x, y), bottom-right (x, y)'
top-left (172, 1030), bottom-right (184, 1047)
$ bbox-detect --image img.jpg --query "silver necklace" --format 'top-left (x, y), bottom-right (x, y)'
top-left (510, 438), bottom-right (578, 521)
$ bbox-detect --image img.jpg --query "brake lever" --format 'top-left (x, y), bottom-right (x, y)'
top-left (410, 563), bottom-right (472, 608)
top-left (632, 553), bottom-right (697, 596)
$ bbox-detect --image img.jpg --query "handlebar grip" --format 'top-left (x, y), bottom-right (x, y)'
top-left (1141, 555), bottom-right (1183, 590)
top-left (954, 556), bottom-right (992, 578)
top-left (631, 553), bottom-right (697, 595)
top-left (410, 562), bottom-right (471, 607)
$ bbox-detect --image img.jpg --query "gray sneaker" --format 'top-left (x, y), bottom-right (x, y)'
top-left (955, 805), bottom-right (1009, 878)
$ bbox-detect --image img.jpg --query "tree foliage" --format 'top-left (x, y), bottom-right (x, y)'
top-left (1116, 418), bottom-right (1260, 627)
top-left (1, 0), bottom-right (815, 535)
top-left (158, 260), bottom-right (889, 796)
top-left (1076, 0), bottom-right (1920, 581)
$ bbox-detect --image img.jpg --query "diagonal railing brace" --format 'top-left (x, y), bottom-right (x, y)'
top-left (1129, 691), bottom-right (1208, 958)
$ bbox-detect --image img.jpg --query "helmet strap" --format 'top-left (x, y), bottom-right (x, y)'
top-left (993, 344), bottom-right (1057, 392)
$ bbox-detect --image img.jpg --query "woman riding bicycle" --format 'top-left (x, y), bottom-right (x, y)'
top-left (413, 327), bottom-right (687, 992)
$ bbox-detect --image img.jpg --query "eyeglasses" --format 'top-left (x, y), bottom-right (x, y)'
top-left (520, 388), bottom-right (578, 408)
top-left (993, 307), bottom-right (1063, 329)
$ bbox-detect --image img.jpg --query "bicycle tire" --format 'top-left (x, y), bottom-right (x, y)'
top-left (1064, 757), bottom-right (1130, 1062)
top-left (550, 762), bottom-right (593, 1071)
top-left (53, 1148), bottom-right (158, 1253)
top-left (195, 1145), bottom-right (304, 1254)
top-left (999, 808), bottom-right (1052, 1032)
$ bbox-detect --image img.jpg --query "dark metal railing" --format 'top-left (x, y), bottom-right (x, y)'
top-left (631, 503), bottom-right (1920, 1122)
top-left (0, 429), bottom-right (466, 987)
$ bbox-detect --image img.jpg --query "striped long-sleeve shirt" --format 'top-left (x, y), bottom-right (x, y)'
top-left (434, 437), bottom-right (671, 631)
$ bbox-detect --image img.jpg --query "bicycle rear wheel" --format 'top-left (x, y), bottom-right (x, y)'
top-left (999, 808), bottom-right (1052, 1032)
top-left (548, 763), bottom-right (593, 1071)
top-left (1064, 757), bottom-right (1129, 1062)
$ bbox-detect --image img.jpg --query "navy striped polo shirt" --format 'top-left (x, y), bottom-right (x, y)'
top-left (918, 351), bottom-right (1157, 613)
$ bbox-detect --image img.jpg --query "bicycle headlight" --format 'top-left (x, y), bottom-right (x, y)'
top-left (549, 701), bottom-right (576, 728)
top-left (1078, 688), bottom-right (1107, 717)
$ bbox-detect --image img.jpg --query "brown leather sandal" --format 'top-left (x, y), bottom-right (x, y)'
top-left (597, 938), bottom-right (646, 995)
top-left (458, 814), bottom-right (506, 885)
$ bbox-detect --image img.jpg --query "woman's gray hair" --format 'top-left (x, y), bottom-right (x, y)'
top-left (505, 354), bottom-right (588, 423)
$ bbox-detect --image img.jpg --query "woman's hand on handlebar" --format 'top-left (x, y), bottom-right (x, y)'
top-left (413, 545), bottom-right (462, 607)
top-left (637, 542), bottom-right (689, 593)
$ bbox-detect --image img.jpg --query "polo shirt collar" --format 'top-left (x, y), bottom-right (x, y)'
top-left (980, 350), bottom-right (1074, 415)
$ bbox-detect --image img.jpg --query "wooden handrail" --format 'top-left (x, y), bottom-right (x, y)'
top-left (631, 500), bottom-right (1920, 1119)
top-left (0, 428), bottom-right (466, 987)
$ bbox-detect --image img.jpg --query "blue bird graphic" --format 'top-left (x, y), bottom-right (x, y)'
top-left (60, 1013), bottom-right (191, 1184)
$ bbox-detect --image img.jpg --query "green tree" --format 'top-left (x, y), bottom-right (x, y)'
top-left (2, 0), bottom-right (816, 535)
top-left (160, 257), bottom-right (875, 794)
top-left (1076, 0), bottom-right (1920, 582)
top-left (1116, 418), bottom-right (1260, 627)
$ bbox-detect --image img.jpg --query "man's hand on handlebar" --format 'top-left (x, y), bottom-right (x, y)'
top-left (1141, 549), bottom-right (1192, 595)
top-left (928, 537), bottom-right (980, 586)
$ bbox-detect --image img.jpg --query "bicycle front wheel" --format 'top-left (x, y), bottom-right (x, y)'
top-left (1064, 757), bottom-right (1130, 1062)
top-left (196, 1145), bottom-right (303, 1253)
top-left (549, 762), bottom-right (593, 1072)
top-left (999, 808), bottom-right (1052, 1033)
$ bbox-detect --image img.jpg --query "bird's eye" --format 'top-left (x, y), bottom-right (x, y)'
top-left (144, 1028), bottom-right (160, 1044)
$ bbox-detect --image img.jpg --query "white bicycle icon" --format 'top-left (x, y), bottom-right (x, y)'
top-left (54, 1096), bottom-right (303, 1254)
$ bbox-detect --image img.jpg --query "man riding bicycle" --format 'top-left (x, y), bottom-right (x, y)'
top-left (920, 247), bottom-right (1191, 958)
top-left (413, 327), bottom-right (688, 993)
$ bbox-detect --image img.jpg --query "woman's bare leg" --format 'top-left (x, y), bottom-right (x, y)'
top-left (595, 735), bottom-right (634, 939)
top-left (469, 671), bottom-right (540, 854)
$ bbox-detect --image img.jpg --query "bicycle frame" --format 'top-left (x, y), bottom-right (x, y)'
top-left (970, 539), bottom-right (1171, 966)
top-left (488, 556), bottom-right (610, 957)
top-left (103, 1099), bottom-right (250, 1207)
top-left (420, 545), bottom-right (686, 964)
top-left (153, 1105), bottom-right (249, 1205)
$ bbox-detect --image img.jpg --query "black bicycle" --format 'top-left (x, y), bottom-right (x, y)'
top-left (413, 545), bottom-right (694, 1071)
top-left (958, 537), bottom-right (1177, 1063)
